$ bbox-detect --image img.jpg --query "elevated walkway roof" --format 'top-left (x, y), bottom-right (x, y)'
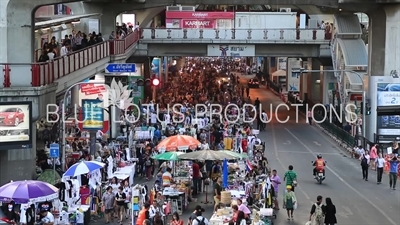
top-left (345, 72), bottom-right (364, 86)
top-left (337, 39), bottom-right (368, 67)
top-left (35, 13), bottom-right (100, 29)
top-left (334, 14), bottom-right (362, 35)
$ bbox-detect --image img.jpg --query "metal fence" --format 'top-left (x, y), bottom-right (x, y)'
top-left (286, 94), bottom-right (358, 149)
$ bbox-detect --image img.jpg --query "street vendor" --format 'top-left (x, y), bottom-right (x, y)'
top-left (210, 161), bottom-right (221, 182)
top-left (162, 167), bottom-right (174, 187)
top-left (236, 199), bottom-right (251, 218)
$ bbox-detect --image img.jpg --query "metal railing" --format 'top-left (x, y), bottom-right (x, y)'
top-left (286, 94), bottom-right (356, 149)
top-left (1, 29), bottom-right (141, 88)
top-left (141, 28), bottom-right (330, 42)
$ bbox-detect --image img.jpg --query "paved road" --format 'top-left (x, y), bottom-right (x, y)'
top-left (248, 84), bottom-right (400, 225)
top-left (93, 74), bottom-right (400, 225)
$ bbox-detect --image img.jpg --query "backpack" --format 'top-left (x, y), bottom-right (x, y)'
top-left (195, 217), bottom-right (205, 225)
top-left (361, 157), bottom-right (368, 167)
top-left (314, 203), bottom-right (324, 222)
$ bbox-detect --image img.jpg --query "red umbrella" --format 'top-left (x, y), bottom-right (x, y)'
top-left (157, 135), bottom-right (201, 152)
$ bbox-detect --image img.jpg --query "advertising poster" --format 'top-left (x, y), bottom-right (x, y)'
top-left (81, 99), bottom-right (104, 131)
top-left (0, 102), bottom-right (31, 144)
top-left (207, 45), bottom-right (255, 57)
top-left (166, 19), bottom-right (180, 28)
top-left (287, 58), bottom-right (301, 91)
top-left (376, 83), bottom-right (400, 136)
top-left (165, 11), bottom-right (234, 19)
top-left (78, 83), bottom-right (109, 133)
top-left (128, 77), bottom-right (144, 104)
top-left (163, 57), bottom-right (168, 73)
top-left (151, 58), bottom-right (161, 78)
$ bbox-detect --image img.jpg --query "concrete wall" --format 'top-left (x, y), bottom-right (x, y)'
top-left (0, 84), bottom-right (58, 185)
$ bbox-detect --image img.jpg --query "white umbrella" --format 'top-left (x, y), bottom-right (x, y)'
top-left (63, 161), bottom-right (105, 177)
top-left (178, 150), bottom-right (238, 161)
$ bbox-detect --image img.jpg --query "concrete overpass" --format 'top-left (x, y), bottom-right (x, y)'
top-left (1, 0), bottom-right (400, 184)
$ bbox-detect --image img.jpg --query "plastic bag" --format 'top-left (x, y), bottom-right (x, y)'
top-left (293, 202), bottom-right (298, 209)
top-left (305, 221), bottom-right (311, 225)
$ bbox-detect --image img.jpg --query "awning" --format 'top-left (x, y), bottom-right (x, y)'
top-left (35, 13), bottom-right (101, 29)
top-left (345, 72), bottom-right (364, 86)
top-left (272, 69), bottom-right (286, 77)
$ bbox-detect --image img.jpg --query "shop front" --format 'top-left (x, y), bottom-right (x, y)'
top-left (165, 11), bottom-right (234, 29)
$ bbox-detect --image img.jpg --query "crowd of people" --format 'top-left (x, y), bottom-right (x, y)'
top-left (37, 22), bottom-right (136, 62)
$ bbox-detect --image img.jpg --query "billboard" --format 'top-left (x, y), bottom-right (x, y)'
top-left (0, 102), bottom-right (32, 145)
top-left (207, 45), bottom-right (255, 57)
top-left (376, 83), bottom-right (400, 136)
top-left (128, 77), bottom-right (144, 104)
top-left (81, 99), bottom-right (104, 131)
top-left (151, 58), bottom-right (161, 78)
top-left (165, 11), bottom-right (234, 19)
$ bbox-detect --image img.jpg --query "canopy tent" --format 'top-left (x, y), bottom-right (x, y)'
top-left (272, 70), bottom-right (286, 77)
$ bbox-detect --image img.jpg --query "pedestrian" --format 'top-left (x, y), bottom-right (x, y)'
top-left (322, 197), bottom-right (337, 225)
top-left (307, 109), bottom-right (313, 125)
top-left (389, 155), bottom-right (399, 190)
top-left (359, 151), bottom-right (370, 181)
top-left (101, 186), bottom-right (115, 223)
top-left (283, 185), bottom-right (296, 221)
top-left (375, 153), bottom-right (385, 184)
top-left (370, 144), bottom-right (378, 170)
top-left (270, 169), bottom-right (281, 210)
top-left (309, 195), bottom-right (324, 225)
top-left (144, 155), bottom-right (153, 180)
top-left (283, 165), bottom-right (297, 192)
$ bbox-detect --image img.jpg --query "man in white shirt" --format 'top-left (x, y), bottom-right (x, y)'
top-left (40, 210), bottom-right (55, 225)
top-left (261, 110), bottom-right (268, 131)
top-left (60, 44), bottom-right (70, 56)
top-left (192, 211), bottom-right (209, 225)
top-left (151, 112), bottom-right (157, 125)
top-left (149, 200), bottom-right (164, 221)
top-left (200, 140), bottom-right (209, 150)
top-left (376, 153), bottom-right (385, 184)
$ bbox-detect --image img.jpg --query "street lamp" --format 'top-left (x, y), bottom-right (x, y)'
top-left (294, 69), bottom-right (366, 138)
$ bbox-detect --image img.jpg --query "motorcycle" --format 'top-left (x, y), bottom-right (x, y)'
top-left (312, 161), bottom-right (327, 184)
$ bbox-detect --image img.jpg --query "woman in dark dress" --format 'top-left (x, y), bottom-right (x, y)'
top-left (322, 197), bottom-right (337, 225)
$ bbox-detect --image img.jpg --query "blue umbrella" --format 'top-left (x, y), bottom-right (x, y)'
top-left (222, 159), bottom-right (228, 188)
top-left (63, 161), bottom-right (105, 177)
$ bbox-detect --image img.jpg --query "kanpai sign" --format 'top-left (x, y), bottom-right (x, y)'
top-left (166, 11), bottom-right (234, 19)
top-left (182, 19), bottom-right (214, 28)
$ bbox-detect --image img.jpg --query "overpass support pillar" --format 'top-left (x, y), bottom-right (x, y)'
top-left (0, 84), bottom-right (57, 185)
top-left (366, 5), bottom-right (400, 141)
top-left (0, 1), bottom-right (35, 63)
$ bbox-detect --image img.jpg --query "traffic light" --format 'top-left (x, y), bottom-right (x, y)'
top-left (135, 79), bottom-right (151, 86)
top-left (360, 101), bottom-right (371, 115)
top-left (365, 103), bottom-right (371, 115)
top-left (152, 78), bottom-right (160, 86)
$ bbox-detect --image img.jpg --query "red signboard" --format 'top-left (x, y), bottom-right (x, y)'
top-left (80, 83), bottom-right (106, 95)
top-left (166, 11), bottom-right (234, 19)
top-left (182, 19), bottom-right (215, 28)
